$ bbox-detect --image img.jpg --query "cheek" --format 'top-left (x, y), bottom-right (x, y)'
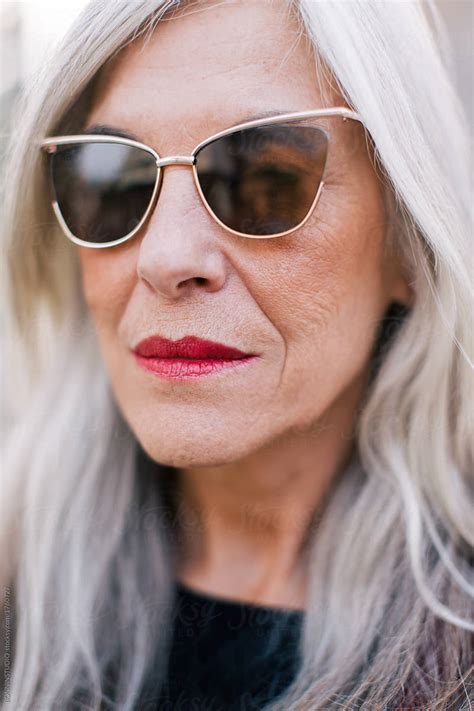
top-left (78, 247), bottom-right (136, 328)
top-left (253, 179), bottom-right (388, 406)
top-left (264, 192), bottom-right (386, 330)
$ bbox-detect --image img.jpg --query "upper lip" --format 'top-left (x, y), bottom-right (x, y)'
top-left (132, 335), bottom-right (255, 360)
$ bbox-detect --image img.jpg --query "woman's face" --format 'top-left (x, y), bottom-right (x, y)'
top-left (79, 0), bottom-right (411, 468)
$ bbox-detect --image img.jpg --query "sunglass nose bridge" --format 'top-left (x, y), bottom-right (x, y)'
top-left (156, 155), bottom-right (196, 168)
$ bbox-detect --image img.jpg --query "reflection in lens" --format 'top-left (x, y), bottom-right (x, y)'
top-left (194, 124), bottom-right (328, 236)
top-left (50, 142), bottom-right (158, 243)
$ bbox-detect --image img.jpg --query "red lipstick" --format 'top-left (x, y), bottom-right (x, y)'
top-left (132, 335), bottom-right (259, 380)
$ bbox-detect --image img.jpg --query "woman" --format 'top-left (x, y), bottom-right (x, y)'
top-left (1, 0), bottom-right (472, 708)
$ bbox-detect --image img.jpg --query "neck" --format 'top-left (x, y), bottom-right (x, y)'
top-left (170, 371), bottom-right (366, 608)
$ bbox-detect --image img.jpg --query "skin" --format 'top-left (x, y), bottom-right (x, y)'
top-left (78, 0), bottom-right (412, 609)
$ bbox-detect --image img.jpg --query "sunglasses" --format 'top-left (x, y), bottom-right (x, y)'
top-left (39, 107), bottom-right (363, 249)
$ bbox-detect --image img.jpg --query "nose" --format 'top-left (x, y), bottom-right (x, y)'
top-left (136, 164), bottom-right (228, 300)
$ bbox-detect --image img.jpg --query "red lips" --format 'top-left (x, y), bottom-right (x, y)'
top-left (133, 335), bottom-right (253, 360)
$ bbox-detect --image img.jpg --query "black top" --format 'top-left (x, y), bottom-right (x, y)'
top-left (140, 580), bottom-right (305, 710)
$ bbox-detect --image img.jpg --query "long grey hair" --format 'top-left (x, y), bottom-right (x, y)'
top-left (1, 0), bottom-right (472, 708)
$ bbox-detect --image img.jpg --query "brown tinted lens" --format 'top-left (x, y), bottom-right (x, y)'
top-left (49, 141), bottom-right (158, 244)
top-left (194, 124), bottom-right (328, 236)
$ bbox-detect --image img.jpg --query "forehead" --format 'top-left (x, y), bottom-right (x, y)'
top-left (86, 0), bottom-right (341, 147)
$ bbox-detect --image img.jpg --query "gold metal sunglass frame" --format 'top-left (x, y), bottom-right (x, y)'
top-left (39, 106), bottom-right (363, 249)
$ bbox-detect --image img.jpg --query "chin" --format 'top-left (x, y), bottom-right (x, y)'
top-left (134, 423), bottom-right (268, 470)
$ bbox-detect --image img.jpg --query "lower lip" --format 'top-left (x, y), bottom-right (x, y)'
top-left (133, 354), bottom-right (258, 380)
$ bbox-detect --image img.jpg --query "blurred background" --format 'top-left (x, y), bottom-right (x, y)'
top-left (0, 0), bottom-right (87, 161)
top-left (0, 0), bottom-right (472, 162)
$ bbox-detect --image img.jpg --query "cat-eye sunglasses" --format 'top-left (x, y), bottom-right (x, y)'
top-left (39, 107), bottom-right (363, 249)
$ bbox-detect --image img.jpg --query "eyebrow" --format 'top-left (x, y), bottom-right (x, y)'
top-left (83, 109), bottom-right (298, 142)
